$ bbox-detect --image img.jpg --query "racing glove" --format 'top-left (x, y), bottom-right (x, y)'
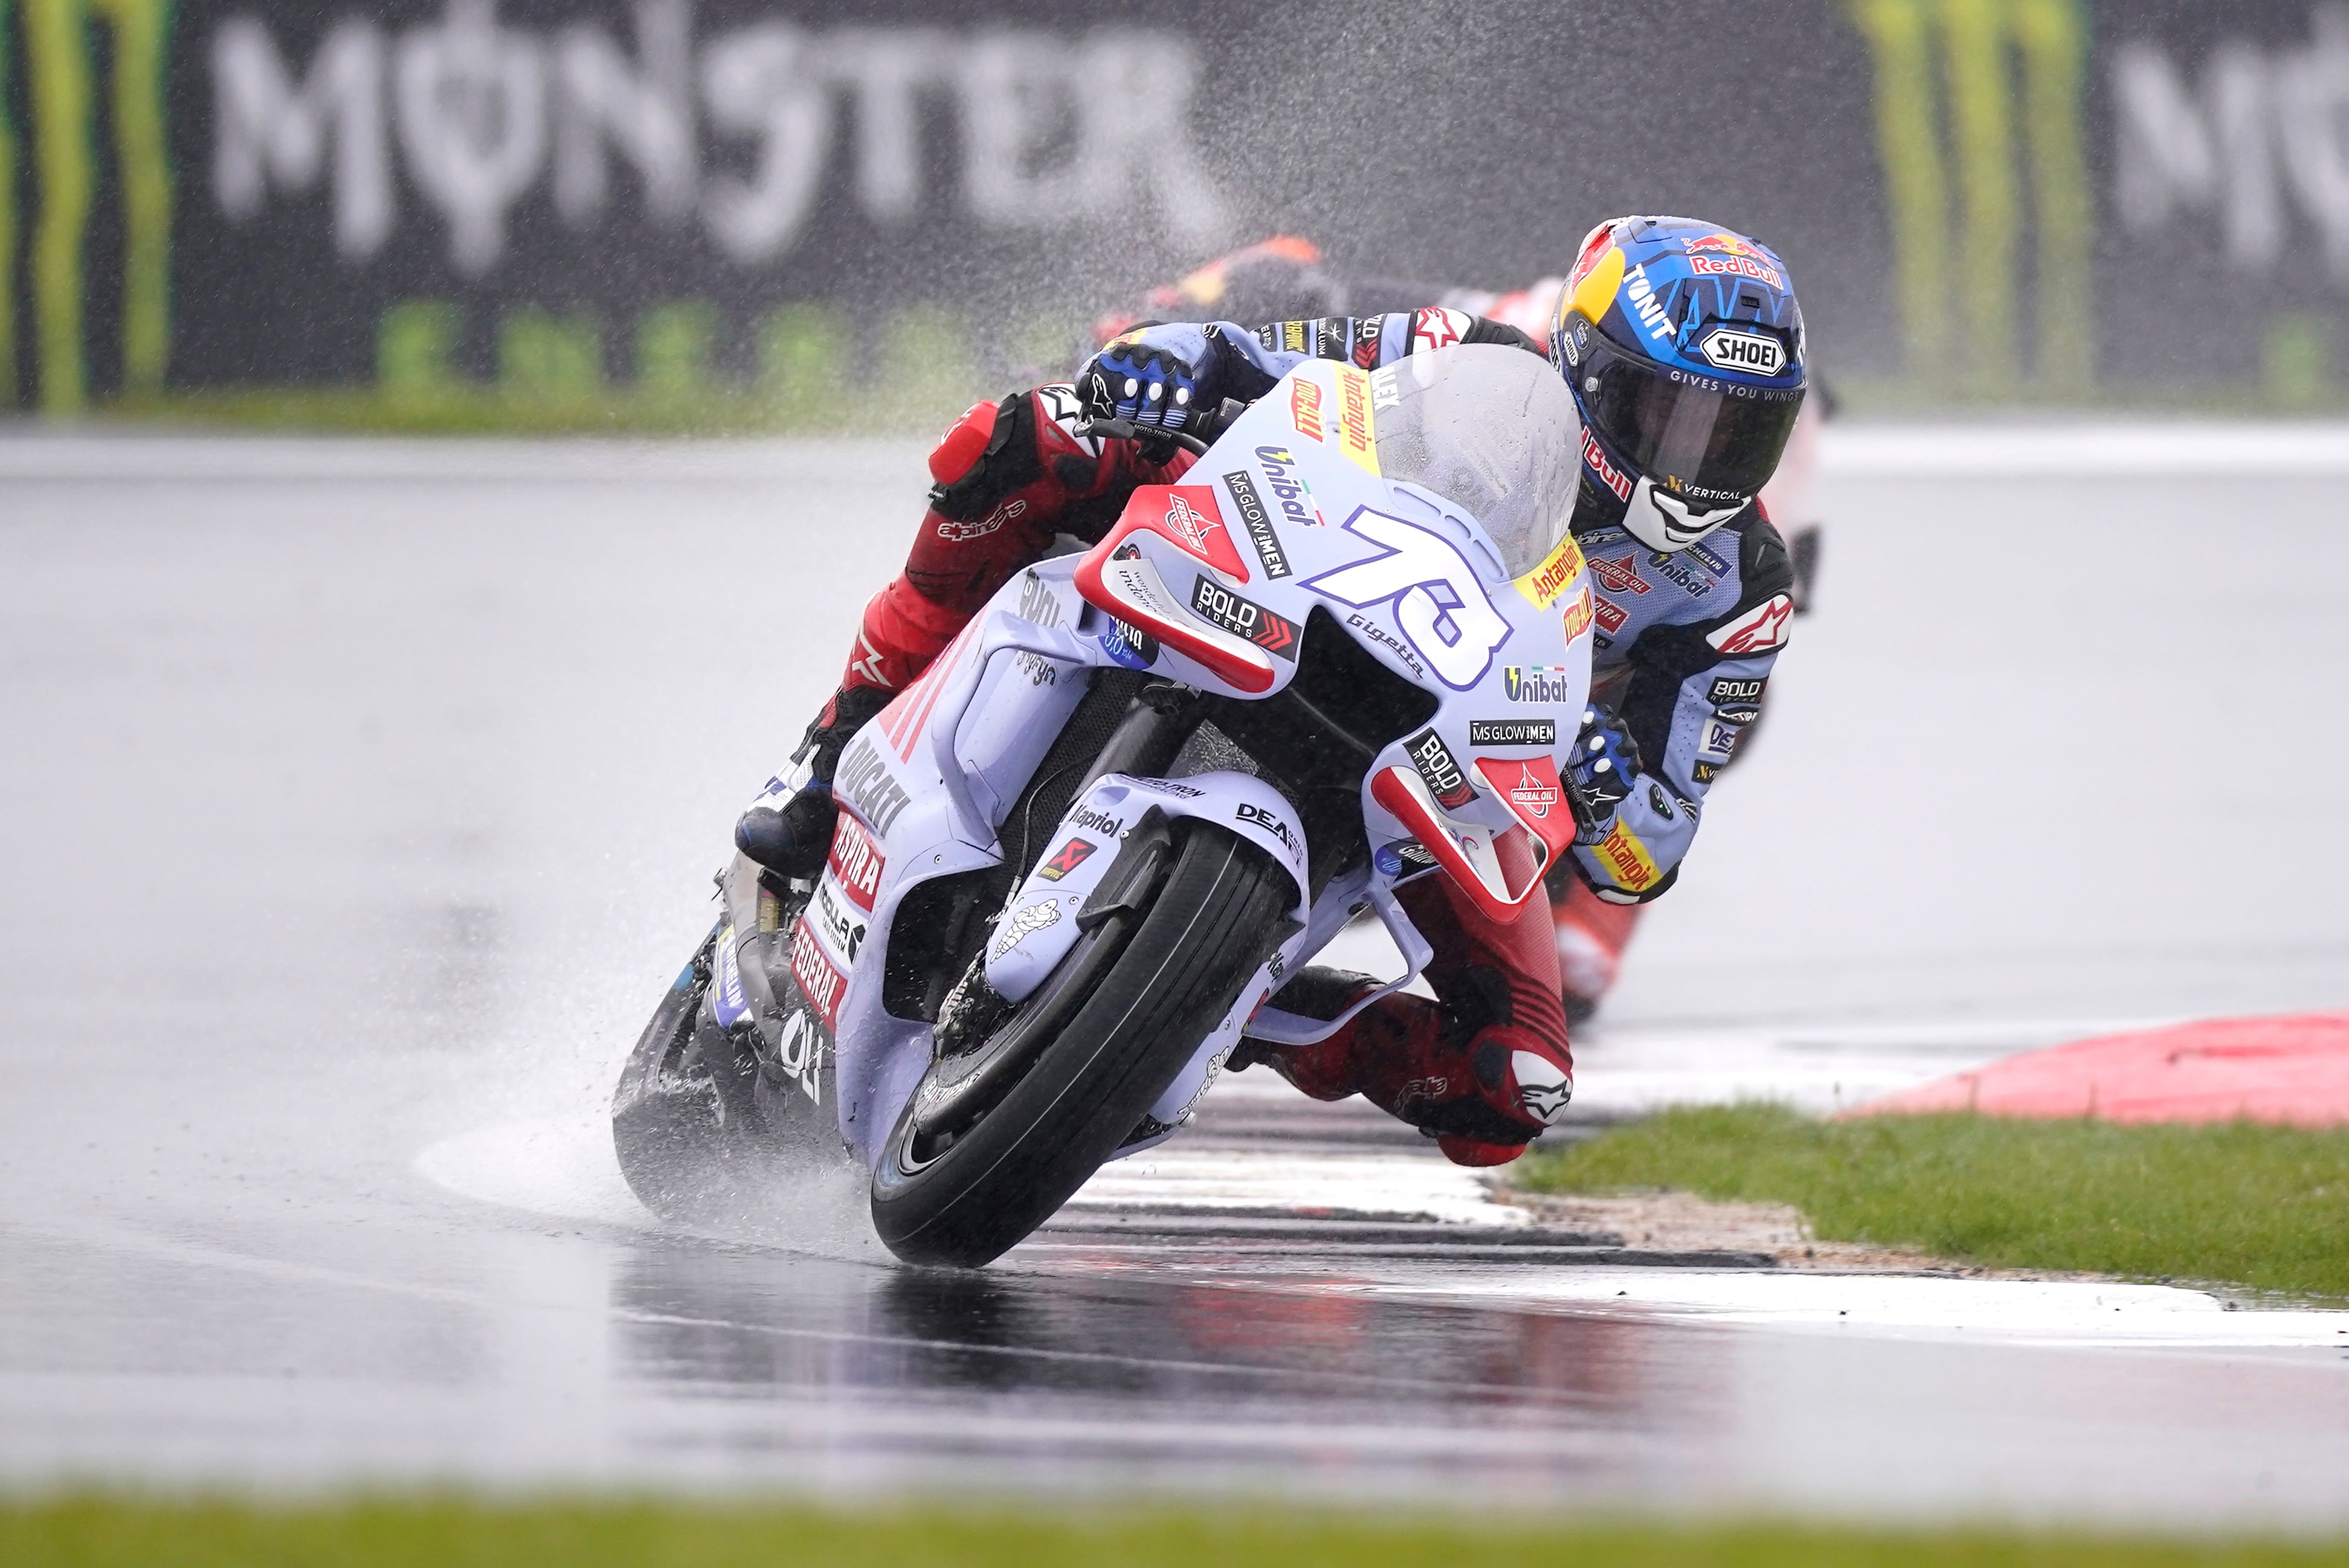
top-left (1565, 705), bottom-right (1698, 906)
top-left (1078, 323), bottom-right (1217, 430)
top-left (1564, 705), bottom-right (1640, 841)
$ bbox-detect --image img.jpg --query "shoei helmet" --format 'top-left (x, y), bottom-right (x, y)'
top-left (1548, 216), bottom-right (1806, 553)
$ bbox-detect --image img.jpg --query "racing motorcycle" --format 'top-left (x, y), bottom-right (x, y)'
top-left (611, 343), bottom-right (1597, 1268)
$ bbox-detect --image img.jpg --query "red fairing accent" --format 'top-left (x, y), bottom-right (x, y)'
top-left (1149, 485), bottom-right (1251, 581)
top-left (1073, 496), bottom-right (1277, 695)
top-left (1370, 768), bottom-right (1542, 924)
top-left (927, 400), bottom-right (997, 484)
top-left (1473, 754), bottom-right (1576, 864)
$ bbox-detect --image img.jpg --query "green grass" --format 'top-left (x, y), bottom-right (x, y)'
top-left (1515, 1104), bottom-right (2349, 1299)
top-left (7, 1498), bottom-right (2349, 1568)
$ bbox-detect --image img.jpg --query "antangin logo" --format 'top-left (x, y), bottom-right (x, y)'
top-left (1512, 535), bottom-right (1587, 610)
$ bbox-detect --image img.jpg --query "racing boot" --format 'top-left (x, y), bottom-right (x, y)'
top-left (733, 684), bottom-right (892, 878)
top-left (1548, 866), bottom-right (1643, 1026)
top-left (1232, 966), bottom-right (1575, 1168)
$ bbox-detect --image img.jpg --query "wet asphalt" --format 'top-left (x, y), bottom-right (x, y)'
top-left (3, 436), bottom-right (2347, 1521)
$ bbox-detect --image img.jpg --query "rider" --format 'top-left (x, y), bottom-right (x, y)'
top-left (1092, 235), bottom-right (1823, 1020)
top-left (736, 215), bottom-right (1806, 1166)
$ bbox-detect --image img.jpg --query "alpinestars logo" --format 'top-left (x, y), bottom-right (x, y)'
top-left (1410, 307), bottom-right (1468, 353)
top-left (1707, 594), bottom-right (1794, 655)
top-left (936, 497), bottom-right (1025, 542)
top-left (1589, 553), bottom-right (1649, 594)
top-left (1512, 1050), bottom-right (1574, 1125)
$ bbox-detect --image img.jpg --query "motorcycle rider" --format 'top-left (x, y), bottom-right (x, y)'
top-left (1092, 234), bottom-right (1823, 1021)
top-left (736, 215), bottom-right (1805, 1166)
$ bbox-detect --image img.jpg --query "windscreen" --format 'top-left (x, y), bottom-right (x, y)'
top-left (1370, 344), bottom-right (1580, 578)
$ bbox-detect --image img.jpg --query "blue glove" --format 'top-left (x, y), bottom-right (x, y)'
top-left (1078, 324), bottom-right (1216, 430)
top-left (1565, 705), bottom-right (1641, 840)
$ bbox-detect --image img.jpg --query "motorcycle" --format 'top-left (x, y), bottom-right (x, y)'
top-left (611, 343), bottom-right (1597, 1267)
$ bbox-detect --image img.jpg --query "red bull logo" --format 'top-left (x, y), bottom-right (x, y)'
top-left (1687, 231), bottom-right (1768, 260)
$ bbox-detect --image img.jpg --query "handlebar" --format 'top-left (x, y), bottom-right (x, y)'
top-left (1077, 396), bottom-right (1248, 461)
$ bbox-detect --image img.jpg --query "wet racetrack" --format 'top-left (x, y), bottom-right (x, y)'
top-left (4, 432), bottom-right (2348, 1522)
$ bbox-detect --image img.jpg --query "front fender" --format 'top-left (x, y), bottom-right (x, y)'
top-left (984, 770), bottom-right (1310, 1004)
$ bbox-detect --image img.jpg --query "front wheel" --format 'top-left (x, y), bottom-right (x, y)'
top-left (870, 820), bottom-right (1290, 1267)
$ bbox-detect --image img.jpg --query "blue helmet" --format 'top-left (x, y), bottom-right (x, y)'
top-left (1548, 215), bottom-right (1806, 551)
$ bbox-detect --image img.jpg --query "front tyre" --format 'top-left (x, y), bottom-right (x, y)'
top-left (871, 821), bottom-right (1290, 1267)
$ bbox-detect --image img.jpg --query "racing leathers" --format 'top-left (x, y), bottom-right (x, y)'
top-left (749, 309), bottom-right (1787, 1165)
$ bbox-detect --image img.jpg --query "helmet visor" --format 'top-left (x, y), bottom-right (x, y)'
top-left (1573, 321), bottom-right (1803, 506)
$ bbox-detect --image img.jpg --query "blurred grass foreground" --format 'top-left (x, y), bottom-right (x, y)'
top-left (11, 1499), bottom-right (2349, 1568)
top-left (1514, 1104), bottom-right (2349, 1299)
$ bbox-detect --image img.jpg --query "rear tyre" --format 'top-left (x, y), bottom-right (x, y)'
top-left (870, 821), bottom-right (1290, 1267)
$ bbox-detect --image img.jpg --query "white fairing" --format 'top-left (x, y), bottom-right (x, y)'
top-left (778, 345), bottom-right (1594, 1172)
